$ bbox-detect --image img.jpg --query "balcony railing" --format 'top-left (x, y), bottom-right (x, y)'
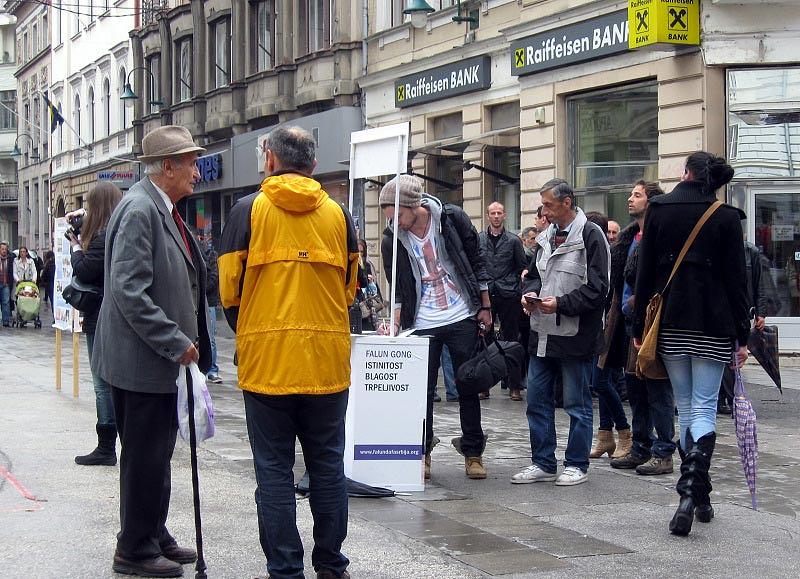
top-left (0, 184), bottom-right (18, 204)
top-left (142, 0), bottom-right (169, 27)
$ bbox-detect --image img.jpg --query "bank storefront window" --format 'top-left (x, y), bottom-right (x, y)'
top-left (568, 82), bottom-right (658, 225)
top-left (728, 68), bottom-right (800, 326)
top-left (431, 113), bottom-right (463, 206)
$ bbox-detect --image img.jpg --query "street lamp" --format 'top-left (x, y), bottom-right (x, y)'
top-left (403, 0), bottom-right (434, 29)
top-left (119, 66), bottom-right (164, 107)
top-left (10, 133), bottom-right (39, 160)
top-left (452, 0), bottom-right (479, 27)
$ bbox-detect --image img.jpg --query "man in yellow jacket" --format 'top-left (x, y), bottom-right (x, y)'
top-left (218, 126), bottom-right (359, 579)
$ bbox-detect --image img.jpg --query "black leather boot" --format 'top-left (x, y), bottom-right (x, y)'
top-left (75, 424), bottom-right (117, 466)
top-left (693, 432), bottom-right (716, 523)
top-left (670, 430), bottom-right (696, 536)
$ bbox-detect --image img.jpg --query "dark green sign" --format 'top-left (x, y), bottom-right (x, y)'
top-left (511, 10), bottom-right (630, 77)
top-left (395, 56), bottom-right (492, 108)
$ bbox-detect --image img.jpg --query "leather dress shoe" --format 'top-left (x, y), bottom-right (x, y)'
top-left (162, 543), bottom-right (198, 564)
top-left (112, 553), bottom-right (183, 577)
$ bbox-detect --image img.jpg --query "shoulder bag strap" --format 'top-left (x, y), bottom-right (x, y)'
top-left (663, 200), bottom-right (723, 292)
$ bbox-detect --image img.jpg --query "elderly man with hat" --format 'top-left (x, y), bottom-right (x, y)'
top-left (92, 125), bottom-right (212, 578)
top-left (379, 175), bottom-right (492, 480)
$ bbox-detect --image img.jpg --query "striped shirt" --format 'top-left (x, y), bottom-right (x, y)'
top-left (658, 328), bottom-right (733, 364)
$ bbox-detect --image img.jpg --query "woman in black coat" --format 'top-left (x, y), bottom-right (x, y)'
top-left (632, 152), bottom-right (750, 536)
top-left (68, 182), bottom-right (123, 466)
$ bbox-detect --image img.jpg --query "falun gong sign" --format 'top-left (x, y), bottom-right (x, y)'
top-left (628, 0), bottom-right (700, 49)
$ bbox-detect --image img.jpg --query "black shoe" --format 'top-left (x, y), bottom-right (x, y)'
top-left (317, 570), bottom-right (351, 579)
top-left (695, 504), bottom-right (714, 523)
top-left (75, 424), bottom-right (117, 466)
top-left (717, 400), bottom-right (732, 415)
top-left (433, 392), bottom-right (442, 402)
top-left (669, 496), bottom-right (695, 536)
top-left (610, 453), bottom-right (649, 469)
top-left (74, 447), bottom-right (117, 466)
top-left (161, 543), bottom-right (197, 564)
top-left (112, 554), bottom-right (183, 577)
top-left (446, 394), bottom-right (459, 402)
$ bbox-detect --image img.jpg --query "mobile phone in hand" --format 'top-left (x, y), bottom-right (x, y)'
top-left (524, 295), bottom-right (543, 304)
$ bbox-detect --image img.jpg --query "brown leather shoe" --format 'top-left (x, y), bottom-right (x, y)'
top-left (509, 389), bottom-right (523, 401)
top-left (112, 553), bottom-right (184, 577)
top-left (161, 543), bottom-right (197, 564)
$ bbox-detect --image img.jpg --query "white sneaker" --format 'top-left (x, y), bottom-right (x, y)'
top-left (510, 465), bottom-right (557, 484)
top-left (555, 466), bottom-right (588, 486)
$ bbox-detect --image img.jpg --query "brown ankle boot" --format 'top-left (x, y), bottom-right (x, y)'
top-left (424, 454), bottom-right (431, 480)
top-left (465, 456), bottom-right (487, 479)
top-left (611, 428), bottom-right (632, 459)
top-left (589, 429), bottom-right (616, 458)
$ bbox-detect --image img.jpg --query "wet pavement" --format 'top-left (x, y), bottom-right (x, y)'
top-left (1, 308), bottom-right (799, 577)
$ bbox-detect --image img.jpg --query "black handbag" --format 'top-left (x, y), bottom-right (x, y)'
top-left (62, 277), bottom-right (103, 313)
top-left (456, 338), bottom-right (526, 396)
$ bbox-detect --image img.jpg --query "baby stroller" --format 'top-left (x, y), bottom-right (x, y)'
top-left (13, 281), bottom-right (42, 328)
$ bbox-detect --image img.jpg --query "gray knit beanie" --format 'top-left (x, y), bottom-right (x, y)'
top-left (379, 175), bottom-right (423, 208)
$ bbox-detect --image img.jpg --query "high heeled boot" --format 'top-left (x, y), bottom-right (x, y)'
top-left (693, 432), bottom-right (716, 523)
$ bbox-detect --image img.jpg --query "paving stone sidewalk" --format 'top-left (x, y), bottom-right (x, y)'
top-left (1, 312), bottom-right (799, 577)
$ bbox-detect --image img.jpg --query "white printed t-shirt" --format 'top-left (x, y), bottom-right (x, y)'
top-left (408, 221), bottom-right (471, 330)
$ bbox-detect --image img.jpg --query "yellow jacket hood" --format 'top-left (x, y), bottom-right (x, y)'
top-left (261, 174), bottom-right (327, 214)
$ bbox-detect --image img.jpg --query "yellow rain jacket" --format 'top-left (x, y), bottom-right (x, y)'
top-left (218, 173), bottom-right (359, 395)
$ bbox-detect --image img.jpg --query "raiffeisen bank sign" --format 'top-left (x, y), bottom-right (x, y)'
top-left (395, 56), bottom-right (492, 108)
top-left (511, 10), bottom-right (630, 76)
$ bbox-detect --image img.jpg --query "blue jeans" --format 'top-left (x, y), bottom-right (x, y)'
top-left (0, 284), bottom-right (10, 325)
top-left (592, 361), bottom-right (629, 431)
top-left (626, 374), bottom-right (676, 459)
top-left (441, 345), bottom-right (458, 399)
top-left (243, 390), bottom-right (349, 579)
top-left (85, 333), bottom-right (115, 427)
top-left (526, 356), bottom-right (593, 473)
top-left (662, 354), bottom-right (726, 449)
top-left (207, 306), bottom-right (219, 375)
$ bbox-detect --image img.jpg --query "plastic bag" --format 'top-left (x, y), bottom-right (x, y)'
top-left (176, 362), bottom-right (215, 443)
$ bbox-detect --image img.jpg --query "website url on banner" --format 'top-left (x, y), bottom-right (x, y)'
top-left (354, 444), bottom-right (423, 460)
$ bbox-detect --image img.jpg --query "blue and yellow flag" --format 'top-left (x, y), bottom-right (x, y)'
top-left (42, 92), bottom-right (64, 133)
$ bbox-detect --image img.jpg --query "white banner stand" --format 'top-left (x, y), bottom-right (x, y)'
top-left (345, 334), bottom-right (428, 492)
top-left (345, 123), bottom-right (429, 491)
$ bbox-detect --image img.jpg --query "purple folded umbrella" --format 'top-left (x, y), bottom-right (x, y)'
top-left (733, 365), bottom-right (758, 510)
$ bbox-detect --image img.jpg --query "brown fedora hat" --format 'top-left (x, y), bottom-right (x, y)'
top-left (138, 125), bottom-right (206, 162)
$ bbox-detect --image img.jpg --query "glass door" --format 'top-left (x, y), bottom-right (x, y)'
top-left (743, 185), bottom-right (800, 351)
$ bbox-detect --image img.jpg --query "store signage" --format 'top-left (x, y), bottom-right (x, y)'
top-left (195, 153), bottom-right (222, 184)
top-left (394, 56), bottom-right (491, 108)
top-left (98, 170), bottom-right (136, 189)
top-left (628, 0), bottom-right (700, 49)
top-left (511, 10), bottom-right (630, 76)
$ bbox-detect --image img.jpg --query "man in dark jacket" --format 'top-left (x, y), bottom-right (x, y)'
top-left (380, 175), bottom-right (493, 480)
top-left (607, 181), bottom-right (677, 475)
top-left (199, 233), bottom-right (222, 383)
top-left (0, 242), bottom-right (13, 327)
top-left (718, 239), bottom-right (771, 413)
top-left (512, 179), bottom-right (609, 487)
top-left (479, 202), bottom-right (527, 400)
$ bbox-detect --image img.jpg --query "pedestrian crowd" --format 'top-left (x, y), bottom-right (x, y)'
top-left (14, 118), bottom-right (759, 579)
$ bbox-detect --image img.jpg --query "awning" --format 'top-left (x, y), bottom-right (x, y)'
top-left (410, 127), bottom-right (520, 157)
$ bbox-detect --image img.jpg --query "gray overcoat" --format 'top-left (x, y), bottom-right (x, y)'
top-left (92, 177), bottom-right (212, 393)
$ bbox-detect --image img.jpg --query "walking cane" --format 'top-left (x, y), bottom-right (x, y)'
top-left (186, 367), bottom-right (208, 578)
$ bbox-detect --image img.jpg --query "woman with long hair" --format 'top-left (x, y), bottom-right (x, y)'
top-left (68, 182), bottom-right (123, 466)
top-left (633, 152), bottom-right (750, 536)
top-left (13, 246), bottom-right (37, 284)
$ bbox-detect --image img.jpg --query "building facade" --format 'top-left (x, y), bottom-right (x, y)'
top-left (360, 0), bottom-right (800, 349)
top-left (129, 0), bottom-right (365, 241)
top-left (49, 3), bottom-right (137, 222)
top-left (8, 0), bottom-right (50, 253)
top-left (0, 12), bottom-right (17, 244)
